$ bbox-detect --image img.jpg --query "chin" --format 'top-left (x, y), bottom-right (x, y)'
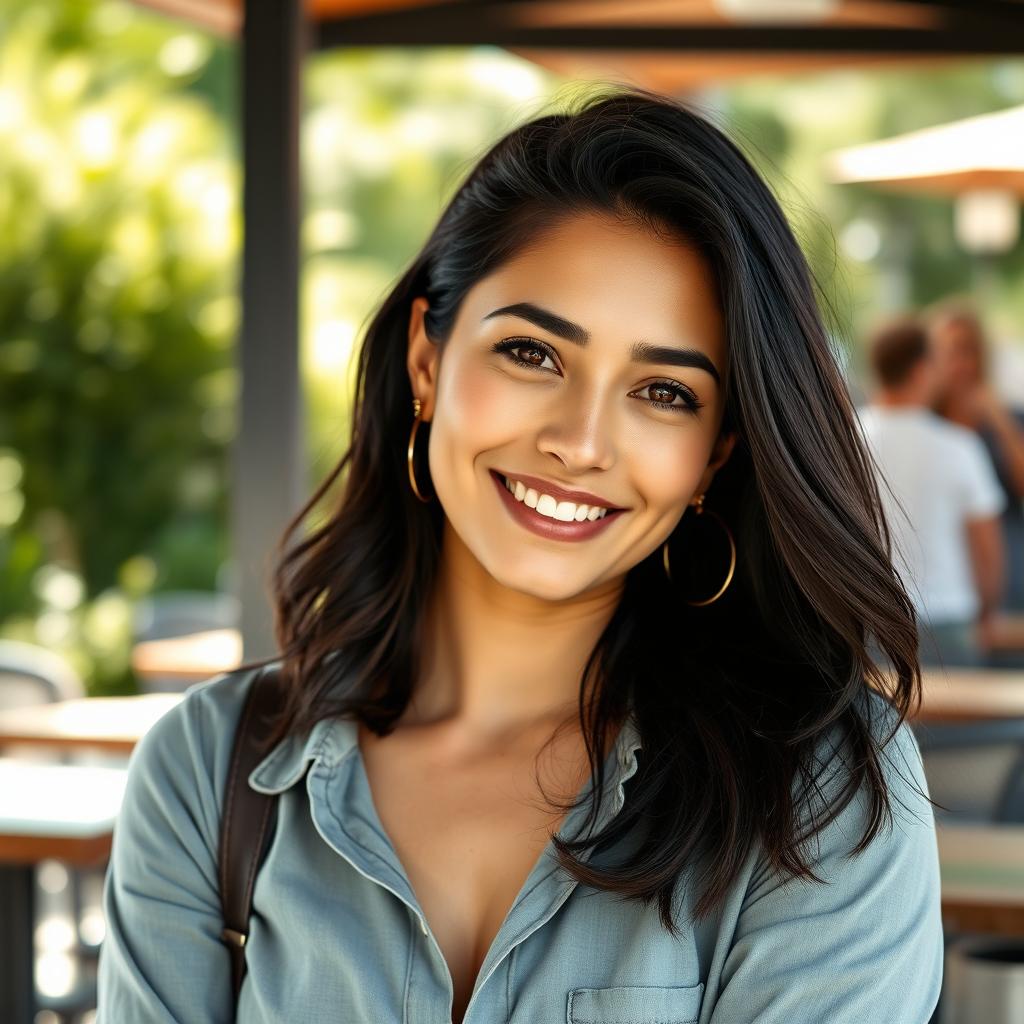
top-left (489, 562), bottom-right (593, 602)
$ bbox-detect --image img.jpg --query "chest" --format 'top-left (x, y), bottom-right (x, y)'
top-left (358, 728), bottom-right (591, 1023)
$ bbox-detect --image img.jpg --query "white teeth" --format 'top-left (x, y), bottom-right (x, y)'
top-left (536, 494), bottom-right (557, 517)
top-left (501, 474), bottom-right (612, 522)
top-left (554, 501), bottom-right (576, 522)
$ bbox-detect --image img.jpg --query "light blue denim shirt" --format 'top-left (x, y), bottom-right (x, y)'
top-left (97, 664), bottom-right (943, 1023)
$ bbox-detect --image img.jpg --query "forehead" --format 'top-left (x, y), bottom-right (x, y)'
top-left (463, 211), bottom-right (728, 368)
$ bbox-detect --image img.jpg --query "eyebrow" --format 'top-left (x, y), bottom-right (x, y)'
top-left (482, 301), bottom-right (721, 385)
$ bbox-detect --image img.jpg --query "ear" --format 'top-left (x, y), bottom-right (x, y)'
top-left (693, 430), bottom-right (738, 503)
top-left (407, 296), bottom-right (441, 420)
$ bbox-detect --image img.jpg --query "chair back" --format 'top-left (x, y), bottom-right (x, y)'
top-left (912, 718), bottom-right (1024, 824)
top-left (0, 639), bottom-right (85, 709)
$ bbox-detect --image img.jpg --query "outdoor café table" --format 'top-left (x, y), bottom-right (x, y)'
top-left (0, 758), bottom-right (128, 1024)
top-left (0, 692), bottom-right (182, 756)
top-left (936, 821), bottom-right (1024, 937)
top-left (913, 668), bottom-right (1024, 724)
top-left (131, 626), bottom-right (242, 685)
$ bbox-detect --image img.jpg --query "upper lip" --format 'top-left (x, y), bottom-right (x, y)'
top-left (493, 470), bottom-right (626, 510)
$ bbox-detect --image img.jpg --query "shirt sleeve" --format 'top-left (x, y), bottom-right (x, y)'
top-left (706, 697), bottom-right (944, 1024)
top-left (955, 431), bottom-right (1007, 521)
top-left (96, 674), bottom-right (244, 1024)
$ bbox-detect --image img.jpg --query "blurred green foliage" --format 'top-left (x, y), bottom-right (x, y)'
top-left (0, 0), bottom-right (239, 694)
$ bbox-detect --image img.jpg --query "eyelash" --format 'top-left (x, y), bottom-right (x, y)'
top-left (491, 337), bottom-right (704, 415)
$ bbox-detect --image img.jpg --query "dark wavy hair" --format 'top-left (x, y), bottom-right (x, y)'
top-left (245, 84), bottom-right (923, 934)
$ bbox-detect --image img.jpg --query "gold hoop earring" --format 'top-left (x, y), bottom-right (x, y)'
top-left (662, 493), bottom-right (736, 606)
top-left (407, 397), bottom-right (433, 503)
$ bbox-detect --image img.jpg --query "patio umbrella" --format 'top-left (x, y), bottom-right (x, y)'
top-left (825, 104), bottom-right (1024, 196)
top-left (824, 104), bottom-right (1024, 251)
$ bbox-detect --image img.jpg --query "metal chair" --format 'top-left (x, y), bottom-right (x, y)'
top-left (911, 718), bottom-right (1024, 824)
top-left (0, 639), bottom-right (85, 710)
top-left (0, 641), bottom-right (98, 1022)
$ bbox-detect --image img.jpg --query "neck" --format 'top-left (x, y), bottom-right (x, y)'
top-left (405, 521), bottom-right (624, 740)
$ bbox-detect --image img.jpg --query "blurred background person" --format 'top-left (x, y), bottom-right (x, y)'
top-left (927, 299), bottom-right (1024, 613)
top-left (857, 317), bottom-right (1006, 667)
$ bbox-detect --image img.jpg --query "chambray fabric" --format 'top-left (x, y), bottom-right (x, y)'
top-left (97, 663), bottom-right (944, 1023)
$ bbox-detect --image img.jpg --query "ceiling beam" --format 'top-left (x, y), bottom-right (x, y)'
top-left (315, 8), bottom-right (1024, 53)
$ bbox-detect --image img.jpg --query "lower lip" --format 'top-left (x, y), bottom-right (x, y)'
top-left (489, 470), bottom-right (626, 542)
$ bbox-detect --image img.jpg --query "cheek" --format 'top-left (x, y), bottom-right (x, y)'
top-left (435, 359), bottom-right (527, 446)
top-left (620, 425), bottom-right (709, 510)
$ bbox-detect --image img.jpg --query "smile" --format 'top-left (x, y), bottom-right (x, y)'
top-left (501, 473), bottom-right (610, 521)
top-left (488, 470), bottom-right (626, 542)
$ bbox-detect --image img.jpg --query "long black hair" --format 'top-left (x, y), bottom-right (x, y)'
top-left (251, 84), bottom-right (922, 934)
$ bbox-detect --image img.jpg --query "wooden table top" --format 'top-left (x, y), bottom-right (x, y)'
top-left (913, 668), bottom-right (1024, 723)
top-left (131, 627), bottom-right (242, 682)
top-left (0, 758), bottom-right (129, 866)
top-left (0, 693), bottom-right (183, 754)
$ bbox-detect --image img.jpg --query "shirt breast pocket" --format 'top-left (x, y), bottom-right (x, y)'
top-left (567, 983), bottom-right (705, 1024)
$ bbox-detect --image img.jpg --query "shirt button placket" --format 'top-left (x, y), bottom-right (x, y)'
top-left (410, 911), bottom-right (451, 1024)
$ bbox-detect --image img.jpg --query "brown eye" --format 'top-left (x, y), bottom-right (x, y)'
top-left (491, 337), bottom-right (558, 372)
top-left (633, 380), bottom-right (703, 415)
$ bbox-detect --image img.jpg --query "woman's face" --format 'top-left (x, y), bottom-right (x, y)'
top-left (407, 211), bottom-right (736, 602)
top-left (929, 315), bottom-right (984, 397)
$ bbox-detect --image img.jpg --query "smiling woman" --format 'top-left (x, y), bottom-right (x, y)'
top-left (97, 86), bottom-right (943, 1024)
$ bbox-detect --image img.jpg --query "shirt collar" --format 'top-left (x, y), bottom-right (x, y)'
top-left (248, 654), bottom-right (359, 794)
top-left (249, 667), bottom-right (643, 798)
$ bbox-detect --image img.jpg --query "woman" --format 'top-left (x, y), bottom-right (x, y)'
top-left (928, 299), bottom-right (1024, 623)
top-left (98, 87), bottom-right (943, 1023)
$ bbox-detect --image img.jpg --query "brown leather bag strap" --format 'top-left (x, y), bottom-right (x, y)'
top-left (218, 663), bottom-right (282, 1007)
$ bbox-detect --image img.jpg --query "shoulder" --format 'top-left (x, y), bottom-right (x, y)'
top-left (801, 687), bottom-right (934, 863)
top-left (124, 664), bottom-right (267, 819)
top-left (928, 414), bottom-right (988, 458)
top-left (853, 405), bottom-right (881, 436)
top-left (712, 687), bottom-right (943, 1022)
top-left (853, 406), bottom-right (917, 445)
top-left (743, 686), bottom-right (938, 914)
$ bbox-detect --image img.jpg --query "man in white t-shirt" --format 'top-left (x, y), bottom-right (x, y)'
top-left (856, 317), bottom-right (1006, 667)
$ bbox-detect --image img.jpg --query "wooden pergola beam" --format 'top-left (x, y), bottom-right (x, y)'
top-left (318, 23), bottom-right (1024, 54)
top-left (313, 0), bottom-right (1024, 52)
top-left (232, 0), bottom-right (308, 659)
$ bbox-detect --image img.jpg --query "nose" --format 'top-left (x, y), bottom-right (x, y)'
top-left (534, 387), bottom-right (616, 474)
